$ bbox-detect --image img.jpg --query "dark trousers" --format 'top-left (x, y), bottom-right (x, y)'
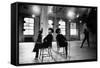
top-left (33, 43), bottom-right (42, 59)
top-left (81, 36), bottom-right (90, 48)
top-left (65, 46), bottom-right (68, 57)
top-left (35, 50), bottom-right (39, 58)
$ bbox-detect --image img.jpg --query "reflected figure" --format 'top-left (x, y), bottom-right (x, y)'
top-left (42, 28), bottom-right (54, 48)
top-left (80, 23), bottom-right (90, 48)
top-left (56, 28), bottom-right (68, 58)
top-left (33, 30), bottom-right (42, 60)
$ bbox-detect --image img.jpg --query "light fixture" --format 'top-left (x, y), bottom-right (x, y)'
top-left (32, 5), bottom-right (41, 16)
top-left (80, 20), bottom-right (82, 23)
top-left (32, 14), bottom-right (35, 18)
top-left (76, 14), bottom-right (79, 18)
top-left (69, 20), bottom-right (71, 22)
top-left (66, 10), bottom-right (76, 20)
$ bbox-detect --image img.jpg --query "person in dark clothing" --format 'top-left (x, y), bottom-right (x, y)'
top-left (55, 28), bottom-right (68, 58)
top-left (42, 28), bottom-right (54, 48)
top-left (33, 30), bottom-right (42, 60)
top-left (80, 28), bottom-right (90, 48)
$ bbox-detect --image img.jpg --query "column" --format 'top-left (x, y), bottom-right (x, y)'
top-left (40, 6), bottom-right (49, 39)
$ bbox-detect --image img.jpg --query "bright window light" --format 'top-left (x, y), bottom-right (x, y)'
top-left (48, 6), bottom-right (53, 14)
top-left (70, 23), bottom-right (78, 35)
top-left (59, 26), bottom-right (65, 29)
top-left (24, 27), bottom-right (33, 30)
top-left (61, 30), bottom-right (66, 35)
top-left (24, 18), bottom-right (34, 23)
top-left (48, 20), bottom-right (53, 28)
top-left (23, 18), bottom-right (34, 35)
top-left (70, 29), bottom-right (77, 35)
top-left (23, 30), bottom-right (34, 35)
top-left (59, 20), bottom-right (66, 35)
top-left (24, 23), bottom-right (34, 27)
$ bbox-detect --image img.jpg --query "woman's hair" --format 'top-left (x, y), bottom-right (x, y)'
top-left (48, 28), bottom-right (54, 33)
top-left (55, 28), bottom-right (60, 33)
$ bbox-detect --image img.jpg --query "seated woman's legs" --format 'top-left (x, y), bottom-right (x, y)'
top-left (65, 46), bottom-right (67, 58)
top-left (35, 50), bottom-right (39, 59)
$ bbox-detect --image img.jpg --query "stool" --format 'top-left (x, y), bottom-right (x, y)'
top-left (57, 42), bottom-right (66, 56)
top-left (58, 47), bottom-right (66, 56)
top-left (39, 47), bottom-right (52, 62)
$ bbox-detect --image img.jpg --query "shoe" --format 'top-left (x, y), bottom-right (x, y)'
top-left (66, 55), bottom-right (67, 59)
top-left (80, 46), bottom-right (82, 48)
top-left (34, 58), bottom-right (39, 63)
top-left (34, 58), bottom-right (38, 60)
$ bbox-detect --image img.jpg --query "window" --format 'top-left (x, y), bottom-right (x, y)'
top-left (48, 20), bottom-right (53, 28)
top-left (59, 20), bottom-right (66, 35)
top-left (23, 18), bottom-right (34, 35)
top-left (70, 23), bottom-right (78, 35)
top-left (48, 6), bottom-right (53, 14)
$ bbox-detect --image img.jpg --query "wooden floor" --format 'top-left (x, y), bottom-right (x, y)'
top-left (19, 41), bottom-right (97, 64)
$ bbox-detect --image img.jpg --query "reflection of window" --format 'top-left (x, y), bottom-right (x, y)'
top-left (48, 20), bottom-right (53, 28)
top-left (23, 18), bottom-right (34, 35)
top-left (59, 20), bottom-right (66, 35)
top-left (70, 23), bottom-right (78, 35)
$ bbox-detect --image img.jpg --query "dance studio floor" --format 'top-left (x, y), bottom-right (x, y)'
top-left (19, 41), bottom-right (97, 64)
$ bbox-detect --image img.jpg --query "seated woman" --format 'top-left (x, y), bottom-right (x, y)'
top-left (42, 28), bottom-right (54, 48)
top-left (55, 28), bottom-right (68, 58)
top-left (33, 30), bottom-right (43, 60)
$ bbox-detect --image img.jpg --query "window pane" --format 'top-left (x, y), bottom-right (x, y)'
top-left (70, 29), bottom-right (78, 35)
top-left (48, 20), bottom-right (53, 25)
top-left (24, 18), bottom-right (29, 22)
top-left (29, 18), bottom-right (34, 23)
top-left (49, 25), bottom-right (53, 28)
top-left (24, 23), bottom-right (34, 27)
top-left (61, 29), bottom-right (65, 31)
top-left (29, 24), bottom-right (34, 27)
top-left (23, 17), bottom-right (34, 35)
top-left (59, 26), bottom-right (65, 28)
top-left (24, 18), bottom-right (34, 23)
top-left (23, 30), bottom-right (34, 35)
top-left (48, 6), bottom-right (53, 14)
top-left (70, 23), bottom-right (76, 29)
top-left (24, 23), bottom-right (28, 27)
top-left (24, 26), bottom-right (33, 30)
top-left (61, 30), bottom-right (65, 35)
top-left (48, 20), bottom-right (53, 28)
top-left (58, 20), bottom-right (66, 35)
top-left (59, 20), bottom-right (65, 25)
top-left (61, 22), bottom-right (65, 25)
